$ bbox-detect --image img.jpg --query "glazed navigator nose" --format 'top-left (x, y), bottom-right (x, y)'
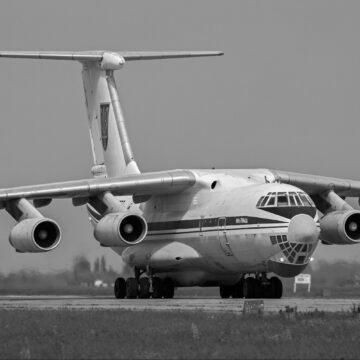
top-left (287, 214), bottom-right (319, 244)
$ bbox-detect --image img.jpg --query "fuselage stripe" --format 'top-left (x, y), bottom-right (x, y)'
top-left (86, 210), bottom-right (288, 233)
top-left (148, 216), bottom-right (284, 231)
top-left (147, 225), bottom-right (289, 236)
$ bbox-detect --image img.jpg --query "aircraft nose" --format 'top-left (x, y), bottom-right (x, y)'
top-left (287, 214), bottom-right (319, 244)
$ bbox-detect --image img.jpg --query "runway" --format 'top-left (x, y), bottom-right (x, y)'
top-left (0, 296), bottom-right (359, 312)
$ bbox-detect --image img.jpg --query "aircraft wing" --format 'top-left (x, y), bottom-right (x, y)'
top-left (0, 170), bottom-right (196, 205)
top-left (0, 50), bottom-right (223, 62)
top-left (271, 170), bottom-right (360, 197)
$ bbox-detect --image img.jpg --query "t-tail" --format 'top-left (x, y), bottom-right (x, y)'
top-left (0, 50), bottom-right (223, 178)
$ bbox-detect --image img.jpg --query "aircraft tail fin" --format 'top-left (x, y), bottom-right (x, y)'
top-left (0, 50), bottom-right (223, 178)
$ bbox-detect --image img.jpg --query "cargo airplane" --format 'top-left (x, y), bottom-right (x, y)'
top-left (0, 50), bottom-right (359, 299)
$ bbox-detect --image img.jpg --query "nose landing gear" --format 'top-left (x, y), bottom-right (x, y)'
top-left (268, 276), bottom-right (283, 299)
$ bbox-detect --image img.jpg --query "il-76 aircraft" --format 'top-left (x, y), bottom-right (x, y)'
top-left (0, 50), bottom-right (359, 299)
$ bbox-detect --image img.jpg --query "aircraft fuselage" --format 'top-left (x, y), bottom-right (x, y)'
top-left (89, 169), bottom-right (320, 287)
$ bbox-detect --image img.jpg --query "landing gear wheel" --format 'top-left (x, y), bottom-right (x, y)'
top-left (163, 278), bottom-right (175, 299)
top-left (243, 277), bottom-right (256, 299)
top-left (139, 277), bottom-right (150, 299)
top-left (232, 279), bottom-right (244, 298)
top-left (269, 277), bottom-right (283, 299)
top-left (263, 282), bottom-right (272, 299)
top-left (152, 277), bottom-right (163, 299)
top-left (253, 279), bottom-right (263, 299)
top-left (114, 277), bottom-right (126, 299)
top-left (219, 285), bottom-right (232, 298)
top-left (126, 277), bottom-right (138, 299)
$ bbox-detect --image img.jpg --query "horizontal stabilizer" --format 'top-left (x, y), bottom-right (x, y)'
top-left (0, 50), bottom-right (223, 62)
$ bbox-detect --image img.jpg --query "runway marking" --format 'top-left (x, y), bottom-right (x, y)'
top-left (0, 296), bottom-right (358, 313)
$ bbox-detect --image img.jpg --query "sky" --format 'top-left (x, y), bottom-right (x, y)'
top-left (0, 0), bottom-right (359, 273)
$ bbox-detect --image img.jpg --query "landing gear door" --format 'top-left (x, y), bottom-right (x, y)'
top-left (218, 217), bottom-right (233, 256)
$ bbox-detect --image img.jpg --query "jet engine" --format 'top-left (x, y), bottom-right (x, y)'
top-left (94, 213), bottom-right (148, 247)
top-left (320, 210), bottom-right (360, 245)
top-left (9, 218), bottom-right (61, 253)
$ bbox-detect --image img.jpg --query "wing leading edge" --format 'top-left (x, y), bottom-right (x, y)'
top-left (0, 170), bottom-right (196, 205)
top-left (0, 50), bottom-right (223, 62)
top-left (271, 170), bottom-right (360, 197)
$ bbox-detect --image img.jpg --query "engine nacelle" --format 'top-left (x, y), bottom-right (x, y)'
top-left (9, 218), bottom-right (61, 253)
top-left (320, 210), bottom-right (360, 245)
top-left (94, 213), bottom-right (147, 247)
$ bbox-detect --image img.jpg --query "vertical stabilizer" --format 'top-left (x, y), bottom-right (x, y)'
top-left (82, 63), bottom-right (140, 178)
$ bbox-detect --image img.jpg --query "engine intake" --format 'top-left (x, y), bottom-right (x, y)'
top-left (320, 210), bottom-right (360, 245)
top-left (94, 213), bottom-right (147, 247)
top-left (9, 218), bottom-right (61, 253)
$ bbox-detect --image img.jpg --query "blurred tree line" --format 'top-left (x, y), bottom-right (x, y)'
top-left (2, 259), bottom-right (360, 294)
top-left (0, 255), bottom-right (130, 290)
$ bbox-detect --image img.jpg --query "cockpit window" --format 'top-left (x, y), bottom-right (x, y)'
top-left (306, 194), bottom-right (315, 207)
top-left (299, 193), bottom-right (311, 206)
top-left (260, 196), bottom-right (269, 207)
top-left (257, 191), bottom-right (314, 208)
top-left (266, 193), bottom-right (276, 206)
top-left (277, 192), bottom-right (288, 207)
top-left (256, 196), bottom-right (264, 207)
top-left (294, 194), bottom-right (302, 206)
top-left (289, 192), bottom-right (296, 206)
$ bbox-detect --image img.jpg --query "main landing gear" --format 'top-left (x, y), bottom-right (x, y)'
top-left (114, 276), bottom-right (175, 299)
top-left (219, 275), bottom-right (283, 299)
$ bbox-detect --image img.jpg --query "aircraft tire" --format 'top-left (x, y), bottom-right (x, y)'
top-left (126, 277), bottom-right (138, 299)
top-left (253, 279), bottom-right (263, 298)
top-left (219, 285), bottom-right (232, 298)
top-left (263, 281), bottom-right (272, 299)
top-left (114, 277), bottom-right (126, 299)
top-left (274, 277), bottom-right (283, 298)
top-left (139, 277), bottom-right (150, 299)
top-left (269, 277), bottom-right (283, 299)
top-left (152, 277), bottom-right (163, 299)
top-left (163, 277), bottom-right (175, 299)
top-left (243, 277), bottom-right (256, 299)
top-left (232, 280), bottom-right (244, 298)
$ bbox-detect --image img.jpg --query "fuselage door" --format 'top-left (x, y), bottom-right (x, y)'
top-left (218, 217), bottom-right (233, 256)
top-left (199, 217), bottom-right (204, 237)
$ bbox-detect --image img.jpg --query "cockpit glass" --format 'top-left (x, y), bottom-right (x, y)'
top-left (306, 195), bottom-right (315, 206)
top-left (277, 192), bottom-right (288, 206)
top-left (260, 196), bottom-right (268, 207)
top-left (289, 193), bottom-right (296, 206)
top-left (299, 193), bottom-right (311, 206)
top-left (256, 196), bottom-right (264, 207)
top-left (294, 194), bottom-right (302, 206)
top-left (257, 191), bottom-right (315, 208)
top-left (266, 194), bottom-right (276, 206)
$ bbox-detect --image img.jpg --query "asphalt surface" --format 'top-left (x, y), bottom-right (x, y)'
top-left (0, 296), bottom-right (359, 312)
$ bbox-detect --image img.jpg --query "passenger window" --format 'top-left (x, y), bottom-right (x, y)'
top-left (299, 193), bottom-right (311, 206)
top-left (277, 192), bottom-right (288, 207)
